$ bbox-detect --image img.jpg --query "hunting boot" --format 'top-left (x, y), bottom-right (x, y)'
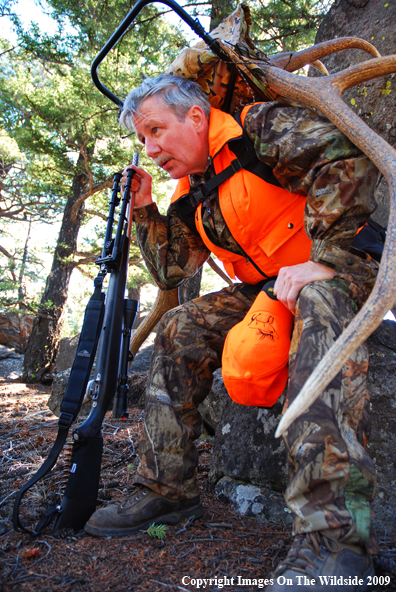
top-left (84, 486), bottom-right (203, 537)
top-left (265, 532), bottom-right (374, 591)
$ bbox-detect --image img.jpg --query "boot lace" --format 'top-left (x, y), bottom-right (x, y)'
top-left (120, 485), bottom-right (151, 509)
top-left (274, 532), bottom-right (339, 577)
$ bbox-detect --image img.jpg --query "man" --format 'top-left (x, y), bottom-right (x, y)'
top-left (85, 75), bottom-right (379, 589)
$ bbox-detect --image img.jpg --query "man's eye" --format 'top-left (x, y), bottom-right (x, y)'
top-left (152, 127), bottom-right (159, 134)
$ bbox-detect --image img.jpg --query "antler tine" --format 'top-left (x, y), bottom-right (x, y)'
top-left (330, 55), bottom-right (395, 93)
top-left (261, 56), bottom-right (396, 438)
top-left (275, 222), bottom-right (396, 437)
top-left (310, 60), bottom-right (329, 76)
top-left (269, 37), bottom-right (380, 73)
top-left (129, 288), bottom-right (179, 356)
top-left (128, 255), bottom-right (231, 357)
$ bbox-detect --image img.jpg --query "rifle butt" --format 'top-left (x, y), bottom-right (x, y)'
top-left (54, 435), bottom-right (103, 532)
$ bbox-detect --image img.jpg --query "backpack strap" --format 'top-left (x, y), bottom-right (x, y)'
top-left (351, 217), bottom-right (387, 263)
top-left (230, 111), bottom-right (281, 188)
top-left (366, 217), bottom-right (387, 233)
top-left (177, 111), bottom-right (281, 217)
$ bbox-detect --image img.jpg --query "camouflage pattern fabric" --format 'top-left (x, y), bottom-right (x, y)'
top-left (243, 103), bottom-right (379, 251)
top-left (284, 277), bottom-right (378, 552)
top-left (310, 240), bottom-right (379, 310)
top-left (133, 201), bottom-right (210, 291)
top-left (133, 102), bottom-right (379, 302)
top-left (165, 5), bottom-right (272, 114)
top-left (133, 284), bottom-right (255, 499)
top-left (134, 278), bottom-right (377, 550)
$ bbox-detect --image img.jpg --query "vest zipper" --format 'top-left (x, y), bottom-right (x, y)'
top-left (198, 210), bottom-right (269, 280)
top-left (244, 255), bottom-right (269, 279)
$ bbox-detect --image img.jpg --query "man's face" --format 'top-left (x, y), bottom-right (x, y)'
top-left (132, 95), bottom-right (209, 179)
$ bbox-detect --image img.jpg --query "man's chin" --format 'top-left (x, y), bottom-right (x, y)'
top-left (160, 161), bottom-right (187, 179)
top-left (168, 170), bottom-right (183, 179)
top-left (166, 166), bottom-right (185, 180)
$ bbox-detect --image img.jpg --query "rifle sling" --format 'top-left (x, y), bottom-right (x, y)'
top-left (13, 278), bottom-right (105, 535)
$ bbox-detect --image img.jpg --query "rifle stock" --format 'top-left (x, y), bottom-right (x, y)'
top-left (12, 159), bottom-right (143, 535)
top-left (53, 160), bottom-right (140, 532)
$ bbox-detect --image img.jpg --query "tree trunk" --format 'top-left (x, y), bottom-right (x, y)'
top-left (23, 154), bottom-right (90, 382)
top-left (310, 0), bottom-right (396, 315)
top-left (209, 0), bottom-right (236, 30)
top-left (310, 0), bottom-right (395, 229)
top-left (18, 217), bottom-right (31, 310)
top-left (178, 268), bottom-right (203, 304)
top-left (128, 286), bottom-right (141, 301)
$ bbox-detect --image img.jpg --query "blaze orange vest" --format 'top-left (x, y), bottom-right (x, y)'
top-left (171, 105), bottom-right (312, 283)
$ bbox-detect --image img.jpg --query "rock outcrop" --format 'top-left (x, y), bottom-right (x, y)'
top-left (204, 322), bottom-right (396, 536)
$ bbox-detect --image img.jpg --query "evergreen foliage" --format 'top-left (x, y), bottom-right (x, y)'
top-left (0, 0), bottom-right (329, 376)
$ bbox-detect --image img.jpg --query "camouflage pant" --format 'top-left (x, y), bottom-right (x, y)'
top-left (134, 279), bottom-right (376, 548)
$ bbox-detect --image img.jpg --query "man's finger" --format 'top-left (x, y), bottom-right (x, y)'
top-left (286, 286), bottom-right (300, 314)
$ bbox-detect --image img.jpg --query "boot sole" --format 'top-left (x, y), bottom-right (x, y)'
top-left (84, 502), bottom-right (203, 537)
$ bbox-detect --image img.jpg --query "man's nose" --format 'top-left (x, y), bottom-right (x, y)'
top-left (145, 138), bottom-right (160, 158)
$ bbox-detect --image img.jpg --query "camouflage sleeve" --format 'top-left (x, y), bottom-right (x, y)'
top-left (132, 202), bottom-right (210, 291)
top-left (244, 101), bottom-right (378, 245)
top-left (244, 101), bottom-right (379, 305)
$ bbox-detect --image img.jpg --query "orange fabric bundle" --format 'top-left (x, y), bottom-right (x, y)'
top-left (222, 284), bottom-right (293, 407)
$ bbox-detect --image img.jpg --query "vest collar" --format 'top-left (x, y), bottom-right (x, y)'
top-left (208, 108), bottom-right (243, 158)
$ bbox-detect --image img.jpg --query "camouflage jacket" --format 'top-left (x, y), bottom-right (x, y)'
top-left (133, 102), bottom-right (379, 308)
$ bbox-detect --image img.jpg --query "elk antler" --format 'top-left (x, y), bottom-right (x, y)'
top-left (129, 287), bottom-right (179, 356)
top-left (207, 256), bottom-right (234, 286)
top-left (260, 55), bottom-right (396, 437)
top-left (269, 37), bottom-right (380, 73)
top-left (128, 255), bottom-right (232, 357)
top-left (309, 61), bottom-right (329, 76)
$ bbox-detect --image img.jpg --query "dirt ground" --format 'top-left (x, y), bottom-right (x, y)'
top-left (1, 380), bottom-right (396, 592)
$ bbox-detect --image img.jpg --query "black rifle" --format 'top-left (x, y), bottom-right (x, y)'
top-left (13, 155), bottom-right (141, 535)
top-left (14, 0), bottom-right (209, 537)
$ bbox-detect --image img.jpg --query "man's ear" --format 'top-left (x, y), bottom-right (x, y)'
top-left (187, 105), bottom-right (208, 133)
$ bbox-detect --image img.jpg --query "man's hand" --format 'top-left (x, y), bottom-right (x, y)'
top-left (274, 261), bottom-right (335, 313)
top-left (121, 164), bottom-right (153, 209)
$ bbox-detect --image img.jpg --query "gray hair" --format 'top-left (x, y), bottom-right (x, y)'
top-left (119, 75), bottom-right (211, 131)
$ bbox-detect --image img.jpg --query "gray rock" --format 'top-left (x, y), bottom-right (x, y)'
top-left (366, 323), bottom-right (396, 541)
top-left (199, 369), bottom-right (228, 435)
top-left (200, 369), bottom-right (287, 491)
top-left (55, 335), bottom-right (80, 373)
top-left (0, 348), bottom-right (24, 380)
top-left (202, 321), bottom-right (396, 539)
top-left (130, 332), bottom-right (156, 373)
top-left (208, 389), bottom-right (287, 492)
top-left (0, 345), bottom-right (17, 360)
top-left (214, 476), bottom-right (293, 525)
